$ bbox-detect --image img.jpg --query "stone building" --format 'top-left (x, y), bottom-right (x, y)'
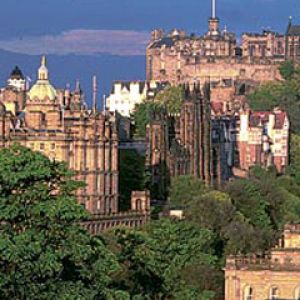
top-left (242, 30), bottom-right (285, 61)
top-left (146, 0), bottom-right (299, 86)
top-left (225, 224), bottom-right (300, 300)
top-left (0, 57), bottom-right (119, 214)
top-left (286, 18), bottom-right (300, 62)
top-left (0, 66), bottom-right (27, 115)
top-left (146, 83), bottom-right (235, 199)
top-left (237, 108), bottom-right (289, 173)
top-left (0, 57), bottom-right (151, 231)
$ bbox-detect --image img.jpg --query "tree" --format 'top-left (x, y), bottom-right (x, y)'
top-left (247, 63), bottom-right (300, 133)
top-left (119, 149), bottom-right (146, 211)
top-left (132, 102), bottom-right (163, 138)
top-left (169, 175), bottom-right (207, 207)
top-left (113, 219), bottom-right (215, 300)
top-left (279, 60), bottom-right (295, 80)
top-left (0, 145), bottom-right (128, 299)
top-left (155, 86), bottom-right (184, 115)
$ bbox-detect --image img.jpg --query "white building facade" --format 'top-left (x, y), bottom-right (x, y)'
top-left (106, 81), bottom-right (167, 117)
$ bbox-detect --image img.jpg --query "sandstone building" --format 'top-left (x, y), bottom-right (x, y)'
top-left (145, 82), bottom-right (289, 199)
top-left (146, 0), bottom-right (300, 86)
top-left (225, 224), bottom-right (300, 300)
top-left (0, 57), bottom-right (150, 230)
top-left (0, 57), bottom-right (119, 214)
top-left (146, 83), bottom-right (235, 198)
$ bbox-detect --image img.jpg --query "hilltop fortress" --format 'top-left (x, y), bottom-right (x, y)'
top-left (146, 0), bottom-right (300, 86)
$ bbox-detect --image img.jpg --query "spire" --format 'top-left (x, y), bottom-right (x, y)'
top-left (75, 79), bottom-right (81, 94)
top-left (92, 75), bottom-right (97, 112)
top-left (38, 55), bottom-right (49, 81)
top-left (41, 55), bottom-right (46, 66)
top-left (212, 0), bottom-right (216, 19)
top-left (287, 16), bottom-right (293, 35)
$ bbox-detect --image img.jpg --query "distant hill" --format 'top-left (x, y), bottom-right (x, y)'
top-left (0, 49), bottom-right (145, 108)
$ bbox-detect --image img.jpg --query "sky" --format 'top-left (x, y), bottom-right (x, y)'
top-left (0, 0), bottom-right (299, 57)
top-left (0, 0), bottom-right (299, 105)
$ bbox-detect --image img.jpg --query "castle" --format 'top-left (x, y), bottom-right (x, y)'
top-left (146, 0), bottom-right (300, 86)
top-left (0, 57), bottom-right (150, 231)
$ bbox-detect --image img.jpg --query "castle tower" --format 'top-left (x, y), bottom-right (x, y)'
top-left (208, 0), bottom-right (220, 36)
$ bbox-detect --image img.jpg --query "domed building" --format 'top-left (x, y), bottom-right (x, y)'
top-left (0, 57), bottom-right (120, 216)
top-left (28, 56), bottom-right (57, 102)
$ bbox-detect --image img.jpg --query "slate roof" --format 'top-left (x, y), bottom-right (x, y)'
top-left (10, 66), bottom-right (24, 80)
top-left (149, 37), bottom-right (177, 49)
top-left (249, 111), bottom-right (287, 129)
top-left (287, 25), bottom-right (300, 36)
top-left (111, 81), bottom-right (146, 94)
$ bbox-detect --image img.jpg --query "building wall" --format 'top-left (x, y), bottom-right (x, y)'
top-left (237, 109), bottom-right (289, 173)
top-left (225, 270), bottom-right (300, 300)
top-left (225, 224), bottom-right (300, 300)
top-left (106, 81), bottom-right (166, 117)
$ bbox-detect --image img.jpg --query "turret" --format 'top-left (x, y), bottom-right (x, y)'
top-left (7, 66), bottom-right (26, 91)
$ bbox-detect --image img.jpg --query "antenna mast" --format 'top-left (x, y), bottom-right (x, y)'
top-left (212, 0), bottom-right (216, 19)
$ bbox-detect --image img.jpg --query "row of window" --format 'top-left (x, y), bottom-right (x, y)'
top-left (244, 286), bottom-right (300, 300)
top-left (30, 143), bottom-right (56, 151)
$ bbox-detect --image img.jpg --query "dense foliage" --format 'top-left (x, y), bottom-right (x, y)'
top-left (0, 145), bottom-right (127, 299)
top-left (132, 102), bottom-right (162, 137)
top-left (107, 219), bottom-right (216, 300)
top-left (119, 149), bottom-right (146, 211)
top-left (0, 145), bottom-right (217, 299)
top-left (132, 86), bottom-right (184, 137)
top-left (248, 61), bottom-right (300, 133)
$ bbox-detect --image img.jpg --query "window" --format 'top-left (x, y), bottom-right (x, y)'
top-left (295, 287), bottom-right (300, 300)
top-left (40, 143), bottom-right (45, 151)
top-left (270, 287), bottom-right (279, 300)
top-left (244, 286), bottom-right (253, 300)
top-left (51, 143), bottom-right (55, 150)
top-left (136, 199), bottom-right (142, 211)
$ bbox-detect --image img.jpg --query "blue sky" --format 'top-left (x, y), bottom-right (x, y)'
top-left (0, 0), bottom-right (299, 56)
top-left (0, 0), bottom-right (299, 103)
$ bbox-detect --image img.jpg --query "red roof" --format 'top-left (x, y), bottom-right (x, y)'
top-left (249, 110), bottom-right (287, 129)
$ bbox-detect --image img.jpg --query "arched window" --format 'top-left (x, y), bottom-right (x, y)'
top-left (295, 287), bottom-right (300, 300)
top-left (270, 287), bottom-right (279, 300)
top-left (136, 199), bottom-right (142, 211)
top-left (244, 286), bottom-right (253, 300)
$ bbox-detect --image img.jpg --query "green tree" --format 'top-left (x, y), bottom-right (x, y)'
top-left (169, 175), bottom-right (207, 207)
top-left (0, 145), bottom-right (128, 300)
top-left (247, 63), bottom-right (300, 133)
top-left (114, 219), bottom-right (215, 300)
top-left (155, 86), bottom-right (184, 115)
top-left (279, 60), bottom-right (295, 80)
top-left (132, 102), bottom-right (162, 138)
top-left (119, 149), bottom-right (145, 211)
